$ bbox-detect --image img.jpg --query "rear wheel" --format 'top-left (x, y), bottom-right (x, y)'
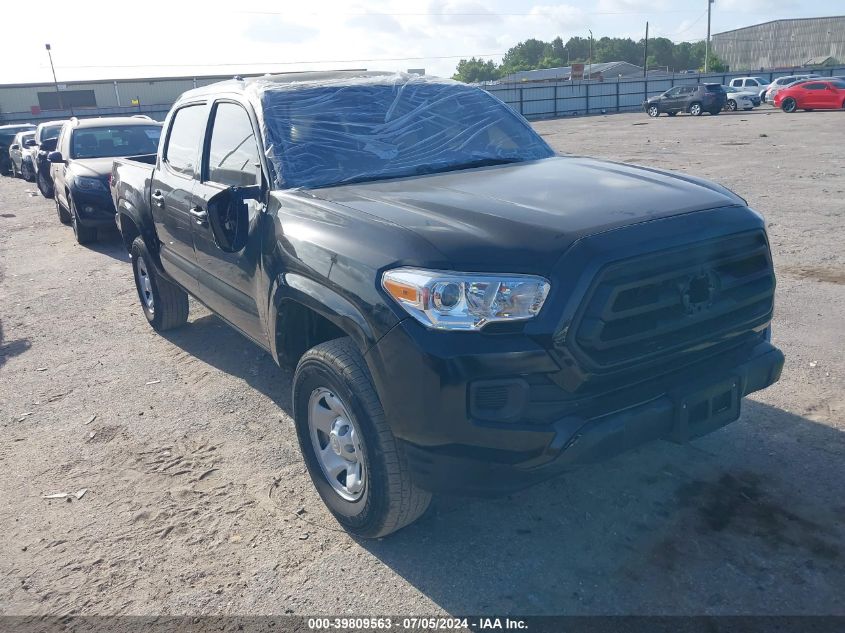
top-left (646, 104), bottom-right (659, 118)
top-left (69, 194), bottom-right (97, 244)
top-left (782, 97), bottom-right (798, 113)
top-left (293, 338), bottom-right (431, 538)
top-left (130, 236), bottom-right (189, 331)
top-left (689, 102), bottom-right (703, 116)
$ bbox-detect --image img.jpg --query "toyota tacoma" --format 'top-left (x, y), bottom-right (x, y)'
top-left (110, 72), bottom-right (784, 537)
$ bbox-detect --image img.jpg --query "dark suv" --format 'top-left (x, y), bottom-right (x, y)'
top-left (49, 116), bottom-right (161, 244)
top-left (644, 84), bottom-right (727, 117)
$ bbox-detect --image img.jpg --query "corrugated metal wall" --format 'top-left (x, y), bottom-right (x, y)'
top-left (712, 17), bottom-right (845, 71)
top-left (2, 64), bottom-right (844, 125)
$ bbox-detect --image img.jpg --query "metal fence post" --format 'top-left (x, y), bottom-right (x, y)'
top-left (616, 81), bottom-right (620, 112)
top-left (554, 84), bottom-right (558, 117)
top-left (519, 87), bottom-right (524, 116)
top-left (585, 81), bottom-right (590, 114)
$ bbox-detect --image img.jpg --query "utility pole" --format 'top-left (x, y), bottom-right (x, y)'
top-left (588, 29), bottom-right (593, 80)
top-left (45, 44), bottom-right (65, 112)
top-left (643, 22), bottom-right (649, 77)
top-left (705, 0), bottom-right (714, 73)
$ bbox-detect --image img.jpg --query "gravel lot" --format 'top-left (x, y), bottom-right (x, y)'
top-left (1, 108), bottom-right (843, 616)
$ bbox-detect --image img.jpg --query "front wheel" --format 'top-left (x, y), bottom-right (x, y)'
top-left (37, 170), bottom-right (54, 198)
top-left (727, 99), bottom-right (738, 111)
top-left (646, 105), bottom-right (659, 118)
top-left (689, 102), bottom-right (703, 116)
top-left (21, 160), bottom-right (35, 182)
top-left (130, 237), bottom-right (189, 331)
top-left (293, 338), bottom-right (432, 538)
top-left (69, 195), bottom-right (97, 244)
top-left (782, 98), bottom-right (798, 113)
top-left (55, 196), bottom-right (71, 225)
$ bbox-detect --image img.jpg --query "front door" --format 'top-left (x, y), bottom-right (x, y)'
top-left (190, 100), bottom-right (267, 346)
top-left (151, 103), bottom-right (208, 293)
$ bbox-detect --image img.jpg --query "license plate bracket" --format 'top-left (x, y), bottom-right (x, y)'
top-left (670, 376), bottom-right (741, 444)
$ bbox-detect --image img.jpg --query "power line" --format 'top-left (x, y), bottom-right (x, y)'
top-left (55, 53), bottom-right (509, 70)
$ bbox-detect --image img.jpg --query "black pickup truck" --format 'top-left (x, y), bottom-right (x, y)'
top-left (111, 71), bottom-right (783, 537)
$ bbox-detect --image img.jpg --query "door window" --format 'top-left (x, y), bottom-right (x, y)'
top-left (164, 105), bottom-right (207, 178)
top-left (205, 102), bottom-right (261, 187)
top-left (803, 83), bottom-right (826, 90)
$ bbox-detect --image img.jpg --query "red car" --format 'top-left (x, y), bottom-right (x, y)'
top-left (774, 79), bottom-right (845, 112)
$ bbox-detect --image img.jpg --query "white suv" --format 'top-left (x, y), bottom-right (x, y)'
top-left (729, 77), bottom-right (767, 100)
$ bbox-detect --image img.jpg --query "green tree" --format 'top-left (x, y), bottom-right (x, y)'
top-left (452, 57), bottom-right (501, 83)
top-left (501, 38), bottom-right (549, 74)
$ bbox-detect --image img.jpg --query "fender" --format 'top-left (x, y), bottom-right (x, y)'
top-left (268, 272), bottom-right (377, 364)
top-left (116, 197), bottom-right (167, 275)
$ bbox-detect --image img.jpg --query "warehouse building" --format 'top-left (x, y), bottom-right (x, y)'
top-left (0, 69), bottom-right (365, 125)
top-left (711, 16), bottom-right (845, 71)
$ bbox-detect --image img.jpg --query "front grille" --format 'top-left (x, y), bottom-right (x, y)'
top-left (571, 231), bottom-right (774, 370)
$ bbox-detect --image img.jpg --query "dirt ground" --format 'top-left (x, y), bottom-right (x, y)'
top-left (1, 108), bottom-right (843, 617)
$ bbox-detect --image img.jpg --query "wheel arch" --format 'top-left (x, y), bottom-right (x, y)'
top-left (269, 273), bottom-right (377, 368)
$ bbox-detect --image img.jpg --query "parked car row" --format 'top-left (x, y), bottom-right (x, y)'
top-left (644, 76), bottom-right (845, 117)
top-left (2, 115), bottom-right (162, 243)
top-left (1, 72), bottom-right (785, 537)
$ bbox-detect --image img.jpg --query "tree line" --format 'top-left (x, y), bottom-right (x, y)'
top-left (453, 36), bottom-right (727, 82)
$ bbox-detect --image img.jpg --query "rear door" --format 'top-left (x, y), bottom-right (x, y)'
top-left (190, 99), bottom-right (268, 346)
top-left (151, 102), bottom-right (208, 293)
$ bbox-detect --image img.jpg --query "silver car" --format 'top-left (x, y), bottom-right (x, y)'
top-left (764, 75), bottom-right (819, 103)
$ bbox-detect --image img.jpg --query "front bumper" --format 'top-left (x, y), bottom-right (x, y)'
top-left (71, 188), bottom-right (116, 227)
top-left (367, 319), bottom-right (783, 496)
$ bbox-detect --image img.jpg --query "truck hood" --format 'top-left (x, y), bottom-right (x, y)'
top-left (308, 156), bottom-right (745, 273)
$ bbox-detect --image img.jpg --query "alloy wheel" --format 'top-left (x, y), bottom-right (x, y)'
top-left (308, 387), bottom-right (366, 502)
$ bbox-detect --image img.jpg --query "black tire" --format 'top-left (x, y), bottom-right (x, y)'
top-left (37, 170), bottom-right (54, 199)
top-left (293, 338), bottom-right (432, 538)
top-left (689, 102), bottom-right (703, 116)
top-left (130, 236), bottom-right (189, 331)
top-left (667, 111), bottom-right (677, 117)
top-left (55, 195), bottom-right (72, 225)
top-left (646, 104), bottom-right (660, 118)
top-left (782, 98), bottom-right (797, 113)
top-left (710, 108), bottom-right (721, 115)
top-left (69, 194), bottom-right (97, 244)
top-left (21, 160), bottom-right (35, 182)
top-left (728, 99), bottom-right (737, 111)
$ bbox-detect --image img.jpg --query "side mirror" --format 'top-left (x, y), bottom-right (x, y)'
top-left (48, 151), bottom-right (64, 164)
top-left (24, 139), bottom-right (37, 148)
top-left (10, 144), bottom-right (20, 151)
top-left (206, 185), bottom-right (260, 253)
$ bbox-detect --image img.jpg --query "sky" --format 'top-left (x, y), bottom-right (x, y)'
top-left (2, 0), bottom-right (841, 84)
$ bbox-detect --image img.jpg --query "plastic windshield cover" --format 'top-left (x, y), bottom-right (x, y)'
top-left (248, 73), bottom-right (555, 190)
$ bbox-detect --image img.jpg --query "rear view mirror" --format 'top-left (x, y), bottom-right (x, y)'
top-left (48, 151), bottom-right (64, 164)
top-left (206, 186), bottom-right (260, 253)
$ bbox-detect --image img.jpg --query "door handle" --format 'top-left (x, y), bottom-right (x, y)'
top-left (151, 190), bottom-right (165, 208)
top-left (189, 206), bottom-right (208, 224)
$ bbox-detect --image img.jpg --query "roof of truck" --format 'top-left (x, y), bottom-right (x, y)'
top-left (178, 71), bottom-right (412, 100)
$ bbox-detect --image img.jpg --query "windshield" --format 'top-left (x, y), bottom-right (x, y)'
top-left (0, 126), bottom-right (36, 146)
top-left (37, 124), bottom-right (64, 143)
top-left (257, 75), bottom-right (554, 189)
top-left (70, 125), bottom-right (161, 159)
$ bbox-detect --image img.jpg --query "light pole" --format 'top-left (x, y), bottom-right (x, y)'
top-left (588, 29), bottom-right (593, 80)
top-left (705, 0), bottom-right (714, 73)
top-left (45, 44), bottom-right (67, 113)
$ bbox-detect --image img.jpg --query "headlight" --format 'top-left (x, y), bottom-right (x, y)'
top-left (75, 176), bottom-right (107, 191)
top-left (382, 268), bottom-right (550, 331)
